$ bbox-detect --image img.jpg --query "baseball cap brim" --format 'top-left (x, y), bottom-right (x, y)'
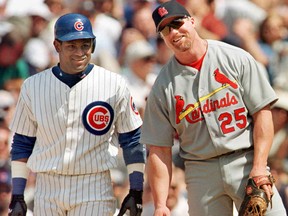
top-left (156, 15), bottom-right (187, 32)
top-left (58, 32), bottom-right (96, 42)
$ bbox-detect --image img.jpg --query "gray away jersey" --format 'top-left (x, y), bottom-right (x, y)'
top-left (140, 40), bottom-right (277, 160)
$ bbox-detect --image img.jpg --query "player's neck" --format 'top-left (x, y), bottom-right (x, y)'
top-left (175, 39), bottom-right (208, 65)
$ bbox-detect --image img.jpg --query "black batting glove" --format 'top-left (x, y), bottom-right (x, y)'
top-left (8, 195), bottom-right (27, 216)
top-left (118, 189), bottom-right (143, 216)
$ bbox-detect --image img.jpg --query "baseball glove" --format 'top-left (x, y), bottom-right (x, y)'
top-left (239, 175), bottom-right (275, 216)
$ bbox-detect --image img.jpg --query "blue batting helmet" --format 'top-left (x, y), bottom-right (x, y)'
top-left (54, 13), bottom-right (96, 42)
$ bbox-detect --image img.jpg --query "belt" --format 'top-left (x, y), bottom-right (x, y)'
top-left (219, 146), bottom-right (254, 157)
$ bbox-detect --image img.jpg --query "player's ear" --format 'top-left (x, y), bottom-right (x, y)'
top-left (53, 40), bottom-right (61, 53)
top-left (190, 17), bottom-right (195, 25)
top-left (91, 39), bottom-right (96, 53)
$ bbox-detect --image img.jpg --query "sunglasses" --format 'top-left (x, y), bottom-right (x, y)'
top-left (142, 56), bottom-right (155, 62)
top-left (159, 16), bottom-right (187, 36)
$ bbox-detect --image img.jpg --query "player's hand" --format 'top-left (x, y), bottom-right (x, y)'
top-left (154, 206), bottom-right (171, 216)
top-left (118, 189), bottom-right (143, 216)
top-left (249, 166), bottom-right (273, 200)
top-left (8, 195), bottom-right (27, 216)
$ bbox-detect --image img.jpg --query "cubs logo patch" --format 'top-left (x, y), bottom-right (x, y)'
top-left (74, 21), bottom-right (84, 31)
top-left (82, 101), bottom-right (114, 135)
top-left (130, 96), bottom-right (139, 115)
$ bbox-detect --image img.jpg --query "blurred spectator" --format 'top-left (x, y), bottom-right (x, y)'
top-left (275, 0), bottom-right (288, 33)
top-left (183, 0), bottom-right (228, 41)
top-left (23, 39), bottom-right (51, 73)
top-left (0, 126), bottom-right (10, 168)
top-left (0, 0), bottom-right (6, 18)
top-left (91, 0), bottom-right (123, 64)
top-left (220, 0), bottom-right (268, 46)
top-left (234, 13), bottom-right (288, 85)
top-left (142, 165), bottom-right (188, 216)
top-left (23, 3), bottom-right (52, 73)
top-left (131, 6), bottom-right (158, 48)
top-left (2, 78), bottom-right (23, 102)
top-left (123, 0), bottom-right (156, 28)
top-left (257, 13), bottom-right (287, 85)
top-left (44, 0), bottom-right (69, 17)
top-left (0, 15), bottom-right (32, 89)
top-left (41, 0), bottom-right (71, 67)
top-left (0, 166), bottom-right (11, 216)
top-left (118, 27), bottom-right (146, 66)
top-left (269, 90), bottom-right (288, 159)
top-left (121, 39), bottom-right (157, 118)
top-left (0, 165), bottom-right (34, 216)
top-left (0, 90), bottom-right (16, 128)
top-left (74, 0), bottom-right (123, 72)
top-left (111, 168), bottom-right (129, 216)
top-left (269, 156), bottom-right (288, 214)
top-left (24, 2), bottom-right (52, 39)
top-left (154, 36), bottom-right (173, 74)
top-left (268, 89), bottom-right (288, 213)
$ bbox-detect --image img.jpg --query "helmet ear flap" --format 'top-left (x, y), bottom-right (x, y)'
top-left (92, 39), bottom-right (96, 53)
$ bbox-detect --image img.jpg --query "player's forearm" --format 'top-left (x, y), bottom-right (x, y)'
top-left (251, 105), bottom-right (274, 176)
top-left (147, 145), bottom-right (172, 208)
top-left (11, 160), bottom-right (30, 195)
top-left (119, 127), bottom-right (146, 190)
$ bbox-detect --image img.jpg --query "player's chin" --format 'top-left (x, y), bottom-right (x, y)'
top-left (73, 60), bottom-right (89, 70)
top-left (71, 65), bottom-right (87, 73)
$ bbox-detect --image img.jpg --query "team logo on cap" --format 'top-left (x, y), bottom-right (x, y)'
top-left (74, 21), bottom-right (84, 31)
top-left (158, 7), bottom-right (168, 17)
top-left (82, 101), bottom-right (114, 135)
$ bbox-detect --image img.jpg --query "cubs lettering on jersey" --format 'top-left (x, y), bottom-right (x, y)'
top-left (82, 101), bottom-right (114, 135)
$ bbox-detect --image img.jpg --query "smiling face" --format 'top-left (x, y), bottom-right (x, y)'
top-left (54, 38), bottom-right (93, 74)
top-left (159, 16), bottom-right (196, 54)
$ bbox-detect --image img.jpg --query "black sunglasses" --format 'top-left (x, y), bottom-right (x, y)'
top-left (159, 16), bottom-right (188, 36)
top-left (142, 56), bottom-right (155, 62)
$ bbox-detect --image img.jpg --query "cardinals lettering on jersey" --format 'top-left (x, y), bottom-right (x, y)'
top-left (175, 92), bottom-right (240, 125)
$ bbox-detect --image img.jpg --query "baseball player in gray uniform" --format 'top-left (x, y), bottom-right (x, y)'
top-left (140, 1), bottom-right (287, 216)
top-left (8, 13), bottom-right (145, 216)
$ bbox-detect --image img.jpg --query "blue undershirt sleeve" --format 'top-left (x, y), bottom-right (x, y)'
top-left (10, 133), bottom-right (36, 160)
top-left (118, 127), bottom-right (146, 190)
top-left (118, 127), bottom-right (146, 165)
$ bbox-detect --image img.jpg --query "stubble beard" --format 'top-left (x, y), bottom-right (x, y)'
top-left (175, 39), bottom-right (191, 52)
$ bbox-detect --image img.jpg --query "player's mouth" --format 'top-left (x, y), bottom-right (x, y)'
top-left (173, 35), bottom-right (184, 43)
top-left (73, 57), bottom-right (87, 62)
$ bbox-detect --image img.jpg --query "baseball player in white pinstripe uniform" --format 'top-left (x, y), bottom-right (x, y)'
top-left (140, 1), bottom-right (287, 216)
top-left (8, 13), bottom-right (146, 216)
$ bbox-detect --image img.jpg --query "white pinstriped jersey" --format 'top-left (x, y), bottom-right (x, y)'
top-left (10, 64), bottom-right (142, 175)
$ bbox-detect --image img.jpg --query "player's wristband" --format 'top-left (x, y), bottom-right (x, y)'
top-left (11, 161), bottom-right (30, 179)
top-left (127, 163), bottom-right (145, 175)
top-left (127, 163), bottom-right (145, 191)
top-left (11, 161), bottom-right (30, 195)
